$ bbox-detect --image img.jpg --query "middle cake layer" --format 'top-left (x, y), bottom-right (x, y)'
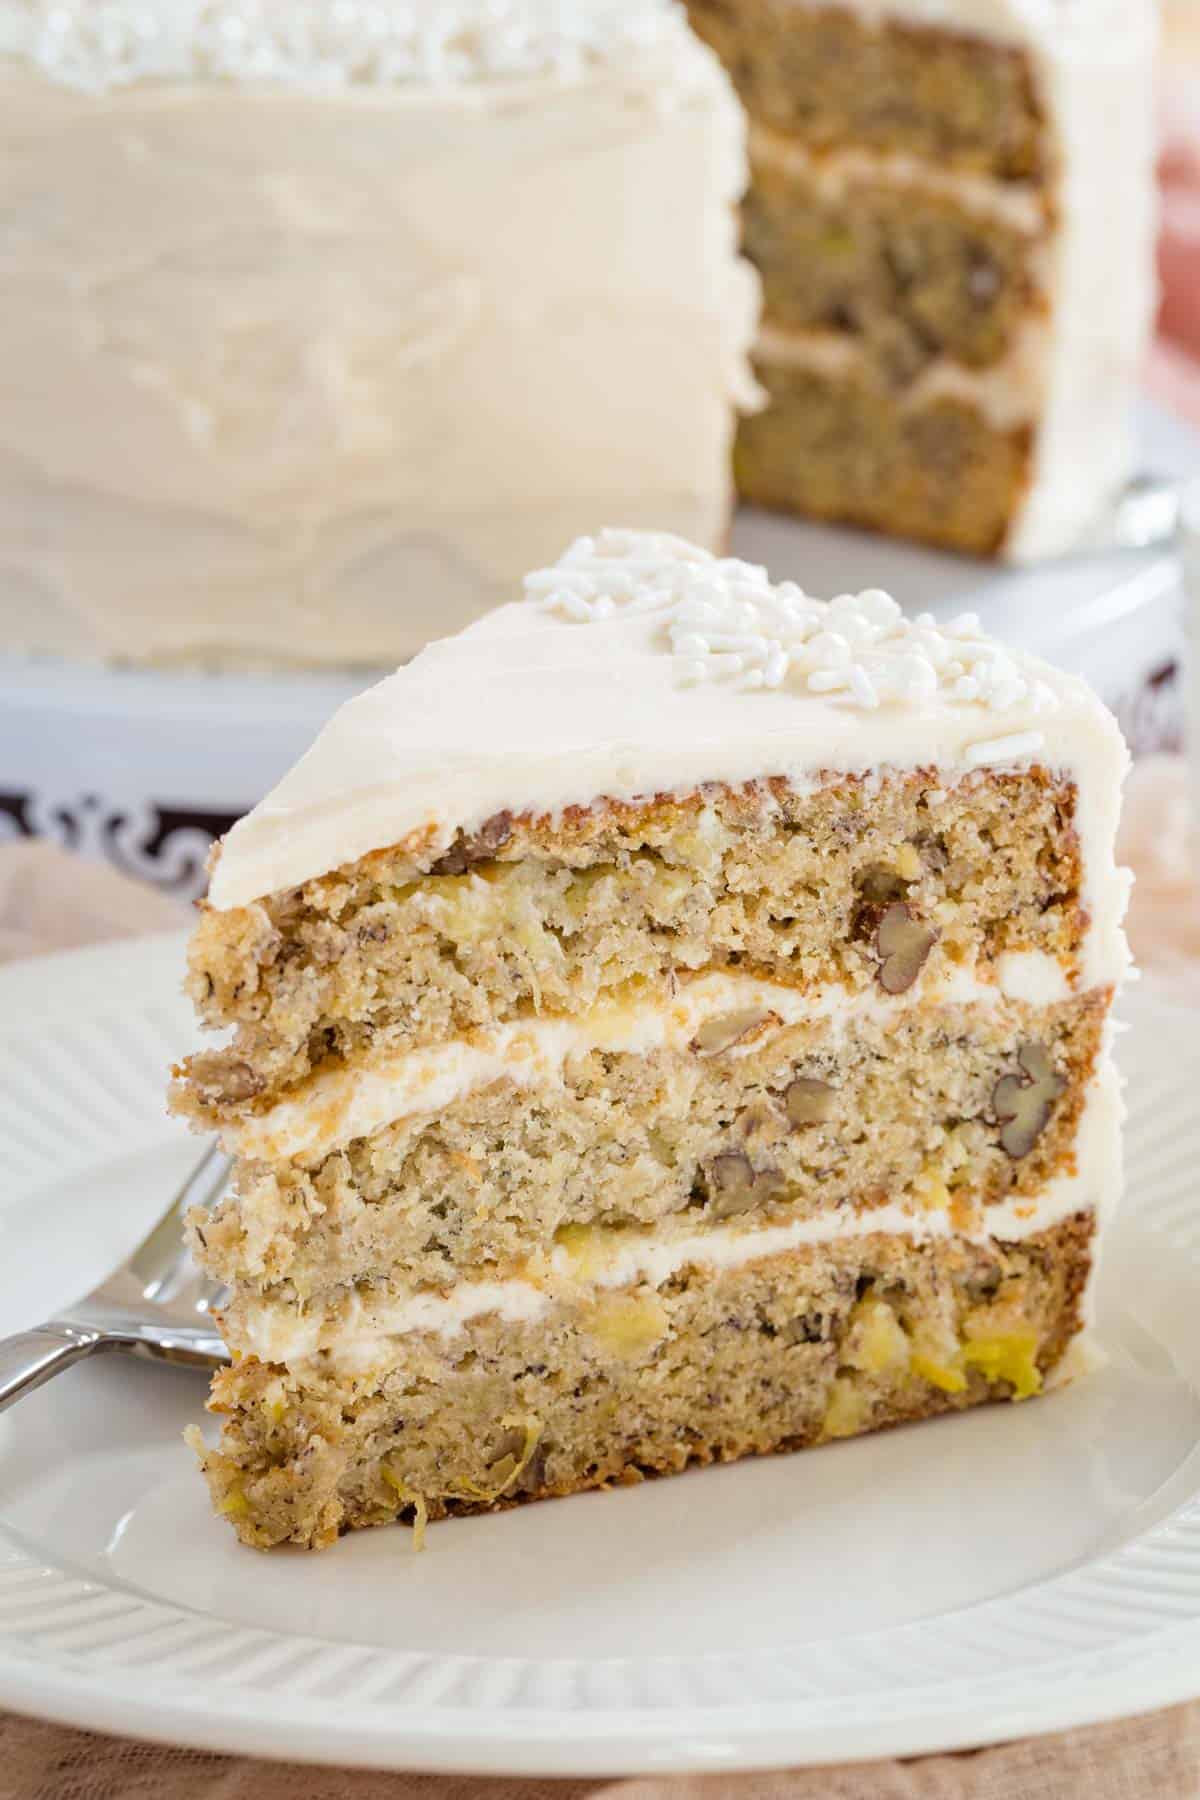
top-left (195, 972), bottom-right (1108, 1316)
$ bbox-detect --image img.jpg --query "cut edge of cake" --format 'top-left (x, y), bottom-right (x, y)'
top-left (686, 0), bottom-right (1157, 560)
top-left (174, 527), bottom-right (1131, 1549)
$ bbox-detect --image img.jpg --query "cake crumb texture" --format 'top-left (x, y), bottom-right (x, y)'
top-left (177, 770), bottom-right (1082, 1119)
top-left (193, 1218), bottom-right (1092, 1550)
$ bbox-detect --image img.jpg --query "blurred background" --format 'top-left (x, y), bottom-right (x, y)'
top-left (0, 0), bottom-right (1197, 904)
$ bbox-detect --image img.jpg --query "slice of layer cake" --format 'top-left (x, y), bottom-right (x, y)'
top-left (686, 0), bottom-right (1157, 557)
top-left (175, 529), bottom-right (1130, 1550)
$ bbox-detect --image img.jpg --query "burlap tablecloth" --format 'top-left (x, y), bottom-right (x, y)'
top-left (1, 754), bottom-right (1198, 1797)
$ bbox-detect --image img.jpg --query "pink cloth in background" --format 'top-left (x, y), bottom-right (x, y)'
top-left (1154, 76), bottom-right (1200, 426)
top-left (1119, 756), bottom-right (1200, 1003)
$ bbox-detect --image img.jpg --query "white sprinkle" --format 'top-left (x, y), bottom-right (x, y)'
top-left (529, 528), bottom-right (1063, 725)
top-left (555, 592), bottom-right (596, 621)
top-left (854, 588), bottom-right (902, 628)
top-left (891, 653), bottom-right (938, 704)
top-left (991, 678), bottom-right (1029, 711)
top-left (849, 664), bottom-right (880, 709)
top-left (963, 731), bottom-right (1046, 769)
top-left (8, 0), bottom-right (688, 92)
top-left (804, 630), bottom-right (851, 666)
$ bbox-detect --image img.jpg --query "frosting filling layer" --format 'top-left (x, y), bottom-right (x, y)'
top-left (747, 125), bottom-right (1049, 233)
top-left (226, 952), bottom-right (1079, 1163)
top-left (754, 318), bottom-right (1052, 433)
top-left (232, 1057), bottom-right (1121, 1368)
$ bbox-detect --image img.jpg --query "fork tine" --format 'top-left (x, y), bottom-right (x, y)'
top-left (165, 1264), bottom-right (230, 1318)
top-left (127, 1139), bottom-right (232, 1298)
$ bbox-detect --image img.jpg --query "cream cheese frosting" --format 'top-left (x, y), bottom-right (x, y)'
top-left (0, 5), bottom-right (757, 665)
top-left (747, 127), bottom-right (1050, 235)
top-left (208, 529), bottom-right (1132, 991)
top-left (755, 318), bottom-right (1055, 435)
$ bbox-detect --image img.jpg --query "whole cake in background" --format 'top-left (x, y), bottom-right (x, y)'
top-left (173, 528), bottom-right (1130, 1550)
top-left (0, 1), bottom-right (757, 667)
top-left (687, 0), bottom-right (1159, 558)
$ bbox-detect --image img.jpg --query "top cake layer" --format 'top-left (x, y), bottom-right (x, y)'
top-left (0, 0), bottom-right (696, 90)
top-left (208, 529), bottom-right (1130, 983)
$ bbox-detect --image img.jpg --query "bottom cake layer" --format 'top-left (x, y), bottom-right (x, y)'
top-left (194, 1215), bottom-right (1093, 1551)
top-left (736, 353), bottom-right (1031, 555)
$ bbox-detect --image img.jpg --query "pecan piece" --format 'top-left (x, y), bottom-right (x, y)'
top-left (705, 1152), bottom-right (785, 1218)
top-left (691, 1009), bottom-right (779, 1058)
top-left (784, 1076), bottom-right (835, 1127)
top-left (993, 1043), bottom-right (1066, 1158)
top-left (429, 810), bottom-right (514, 875)
top-left (875, 902), bottom-right (938, 995)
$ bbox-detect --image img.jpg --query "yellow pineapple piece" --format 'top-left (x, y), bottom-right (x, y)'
top-left (262, 1376), bottom-right (288, 1425)
top-left (908, 1316), bottom-right (967, 1392)
top-left (419, 872), bottom-right (502, 946)
top-left (821, 1376), bottom-right (870, 1441)
top-left (963, 1330), bottom-right (1042, 1400)
top-left (893, 844), bottom-right (923, 882)
top-left (555, 1221), bottom-right (617, 1280)
top-left (382, 1466), bottom-right (430, 1550)
top-left (912, 1167), bottom-right (951, 1212)
top-left (648, 865), bottom-right (694, 912)
top-left (590, 1291), bottom-right (669, 1360)
top-left (910, 1353), bottom-right (968, 1395)
top-left (844, 1296), bottom-right (910, 1375)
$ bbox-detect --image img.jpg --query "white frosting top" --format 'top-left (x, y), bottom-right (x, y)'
top-left (0, 0), bottom-right (684, 90)
top-left (209, 529), bottom-right (1131, 989)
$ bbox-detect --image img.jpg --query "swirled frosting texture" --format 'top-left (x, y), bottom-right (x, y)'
top-left (0, 6), bottom-right (756, 664)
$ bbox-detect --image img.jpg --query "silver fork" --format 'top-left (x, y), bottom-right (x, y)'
top-left (0, 1142), bottom-right (231, 1412)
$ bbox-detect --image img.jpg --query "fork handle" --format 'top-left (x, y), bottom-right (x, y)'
top-left (0, 1324), bottom-right (106, 1413)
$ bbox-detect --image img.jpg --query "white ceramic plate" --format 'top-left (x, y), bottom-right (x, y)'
top-left (1, 932), bottom-right (1199, 1776)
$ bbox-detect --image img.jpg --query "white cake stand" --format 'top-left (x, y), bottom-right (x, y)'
top-left (3, 401), bottom-right (1196, 901)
